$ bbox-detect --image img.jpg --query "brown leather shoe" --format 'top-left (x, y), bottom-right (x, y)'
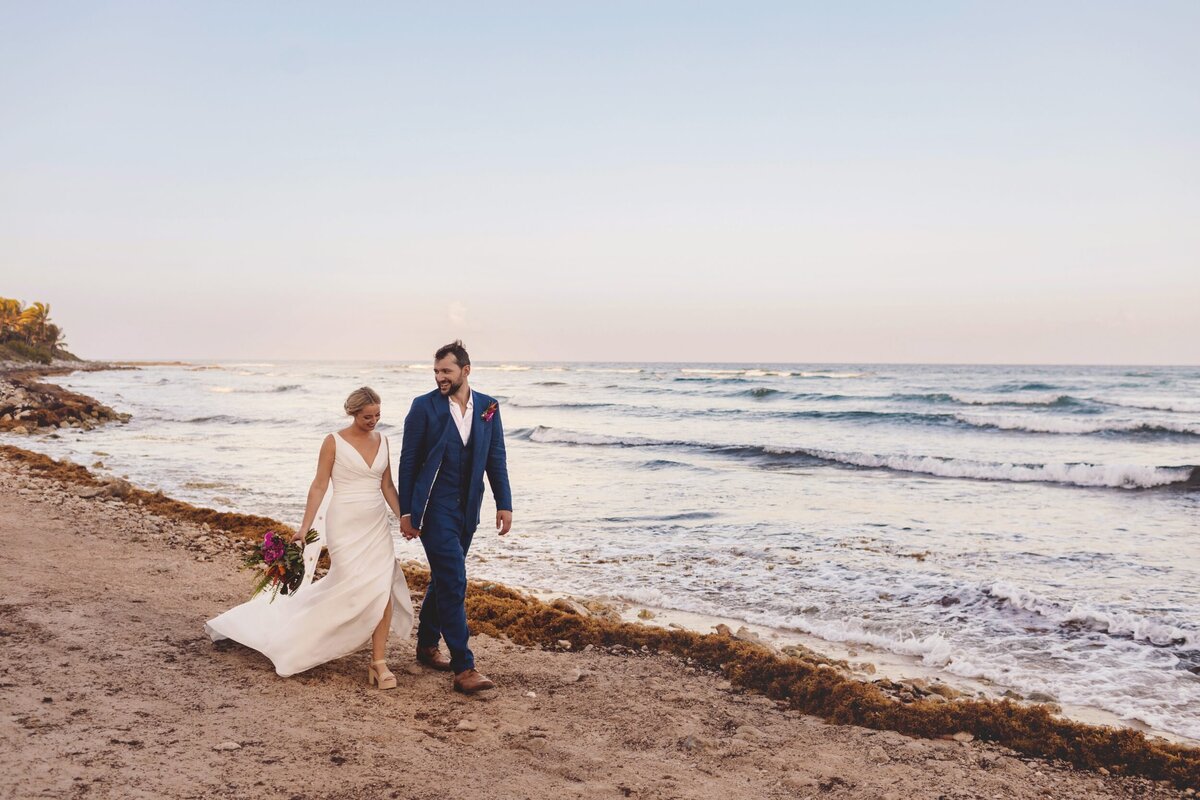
top-left (416, 646), bottom-right (453, 672)
top-left (453, 669), bottom-right (496, 694)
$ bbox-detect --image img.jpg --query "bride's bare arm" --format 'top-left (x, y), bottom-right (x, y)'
top-left (381, 470), bottom-right (403, 521)
top-left (294, 435), bottom-right (336, 542)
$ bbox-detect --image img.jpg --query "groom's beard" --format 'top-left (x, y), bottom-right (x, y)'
top-left (439, 378), bottom-right (464, 396)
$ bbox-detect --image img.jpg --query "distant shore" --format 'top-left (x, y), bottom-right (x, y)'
top-left (1, 364), bottom-right (1198, 796)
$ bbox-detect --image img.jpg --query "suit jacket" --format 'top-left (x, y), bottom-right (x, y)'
top-left (397, 388), bottom-right (512, 534)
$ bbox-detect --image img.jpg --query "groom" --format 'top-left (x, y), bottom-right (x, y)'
top-left (398, 340), bottom-right (513, 694)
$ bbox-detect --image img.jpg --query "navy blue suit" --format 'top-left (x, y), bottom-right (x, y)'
top-left (398, 389), bottom-right (512, 672)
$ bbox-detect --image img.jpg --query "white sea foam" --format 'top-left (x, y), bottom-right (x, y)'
top-left (528, 426), bottom-right (654, 447)
top-left (954, 414), bottom-right (1200, 436)
top-left (949, 392), bottom-right (1071, 407)
top-left (1095, 397), bottom-right (1200, 414)
top-left (523, 424), bottom-right (1195, 489)
top-left (207, 386), bottom-right (234, 393)
top-left (795, 370), bottom-right (868, 378)
top-left (803, 448), bottom-right (1194, 489)
top-left (576, 367), bottom-right (645, 374)
top-left (987, 582), bottom-right (1198, 648)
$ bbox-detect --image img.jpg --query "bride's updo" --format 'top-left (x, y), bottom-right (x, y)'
top-left (344, 386), bottom-right (381, 416)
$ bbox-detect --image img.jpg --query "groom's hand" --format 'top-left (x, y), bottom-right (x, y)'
top-left (496, 510), bottom-right (512, 536)
top-left (400, 515), bottom-right (422, 540)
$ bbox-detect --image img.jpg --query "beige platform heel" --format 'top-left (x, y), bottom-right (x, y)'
top-left (368, 659), bottom-right (397, 690)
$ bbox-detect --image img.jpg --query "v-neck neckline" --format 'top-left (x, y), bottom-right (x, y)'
top-left (336, 431), bottom-right (382, 469)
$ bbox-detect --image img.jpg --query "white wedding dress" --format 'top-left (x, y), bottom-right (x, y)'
top-left (205, 432), bottom-right (414, 677)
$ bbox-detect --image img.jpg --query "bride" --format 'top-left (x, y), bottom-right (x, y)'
top-left (205, 387), bottom-right (415, 688)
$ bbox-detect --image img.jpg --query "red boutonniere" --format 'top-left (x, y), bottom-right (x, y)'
top-left (482, 401), bottom-right (498, 422)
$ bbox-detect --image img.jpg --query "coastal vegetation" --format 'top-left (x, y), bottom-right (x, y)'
top-left (0, 296), bottom-right (76, 363)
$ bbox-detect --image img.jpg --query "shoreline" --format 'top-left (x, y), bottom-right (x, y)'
top-left (2, 443), bottom-right (1199, 793)
top-left (588, 598), bottom-right (1199, 748)
top-left (2, 363), bottom-right (1199, 793)
top-left (3, 455), bottom-right (1192, 800)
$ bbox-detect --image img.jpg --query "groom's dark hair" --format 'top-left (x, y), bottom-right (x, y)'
top-left (435, 340), bottom-right (470, 367)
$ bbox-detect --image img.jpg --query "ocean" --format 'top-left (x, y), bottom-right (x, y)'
top-left (16, 361), bottom-right (1200, 740)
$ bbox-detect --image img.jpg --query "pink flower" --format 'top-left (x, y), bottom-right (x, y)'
top-left (482, 401), bottom-right (498, 422)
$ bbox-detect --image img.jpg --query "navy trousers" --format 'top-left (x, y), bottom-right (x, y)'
top-left (417, 500), bottom-right (475, 673)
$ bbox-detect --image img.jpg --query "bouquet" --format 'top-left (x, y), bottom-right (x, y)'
top-left (242, 529), bottom-right (319, 601)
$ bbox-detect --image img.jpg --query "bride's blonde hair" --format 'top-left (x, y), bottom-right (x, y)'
top-left (344, 386), bottom-right (381, 416)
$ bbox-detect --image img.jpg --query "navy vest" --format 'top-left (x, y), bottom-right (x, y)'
top-left (430, 426), bottom-right (474, 509)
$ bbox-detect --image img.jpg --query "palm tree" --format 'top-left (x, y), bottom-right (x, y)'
top-left (18, 301), bottom-right (50, 345)
top-left (43, 322), bottom-right (67, 352)
top-left (0, 297), bottom-right (23, 341)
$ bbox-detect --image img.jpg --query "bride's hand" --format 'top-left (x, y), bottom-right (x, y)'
top-left (399, 515), bottom-right (421, 540)
top-left (290, 530), bottom-right (305, 545)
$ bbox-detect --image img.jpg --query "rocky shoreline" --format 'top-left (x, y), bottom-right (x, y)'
top-left (0, 361), bottom-right (130, 434)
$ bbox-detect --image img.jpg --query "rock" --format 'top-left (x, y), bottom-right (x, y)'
top-left (1098, 767), bottom-right (1110, 776)
top-left (550, 598), bottom-right (590, 617)
top-left (867, 745), bottom-right (891, 764)
top-left (951, 732), bottom-right (974, 743)
top-left (212, 741), bottom-right (242, 751)
top-left (523, 691), bottom-right (537, 699)
top-left (928, 682), bottom-right (962, 700)
top-left (455, 720), bottom-right (478, 732)
top-left (679, 734), bottom-right (711, 753)
top-left (734, 626), bottom-right (765, 645)
top-left (637, 609), bottom-right (654, 620)
top-left (1027, 691), bottom-right (1055, 703)
top-left (714, 623), bottom-right (733, 637)
top-left (12, 425), bottom-right (27, 435)
top-left (563, 669), bottom-right (585, 684)
top-left (556, 639), bottom-right (572, 650)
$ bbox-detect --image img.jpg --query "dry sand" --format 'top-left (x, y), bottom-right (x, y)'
top-left (0, 454), bottom-right (1189, 800)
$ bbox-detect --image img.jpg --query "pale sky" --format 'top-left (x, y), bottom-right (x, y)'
top-left (2, 1), bottom-right (1197, 364)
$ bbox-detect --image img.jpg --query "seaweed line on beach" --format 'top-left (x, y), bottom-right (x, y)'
top-left (2, 440), bottom-right (1198, 790)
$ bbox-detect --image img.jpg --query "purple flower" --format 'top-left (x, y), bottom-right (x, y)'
top-left (260, 530), bottom-right (286, 562)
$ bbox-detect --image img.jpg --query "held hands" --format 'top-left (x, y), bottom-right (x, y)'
top-left (399, 515), bottom-right (422, 541)
top-left (496, 510), bottom-right (512, 536)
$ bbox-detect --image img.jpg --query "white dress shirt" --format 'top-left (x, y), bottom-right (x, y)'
top-left (449, 391), bottom-right (474, 445)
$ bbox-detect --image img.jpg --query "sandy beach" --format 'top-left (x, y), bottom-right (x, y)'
top-left (1, 368), bottom-right (1197, 799)
top-left (1, 451), bottom-right (1194, 800)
